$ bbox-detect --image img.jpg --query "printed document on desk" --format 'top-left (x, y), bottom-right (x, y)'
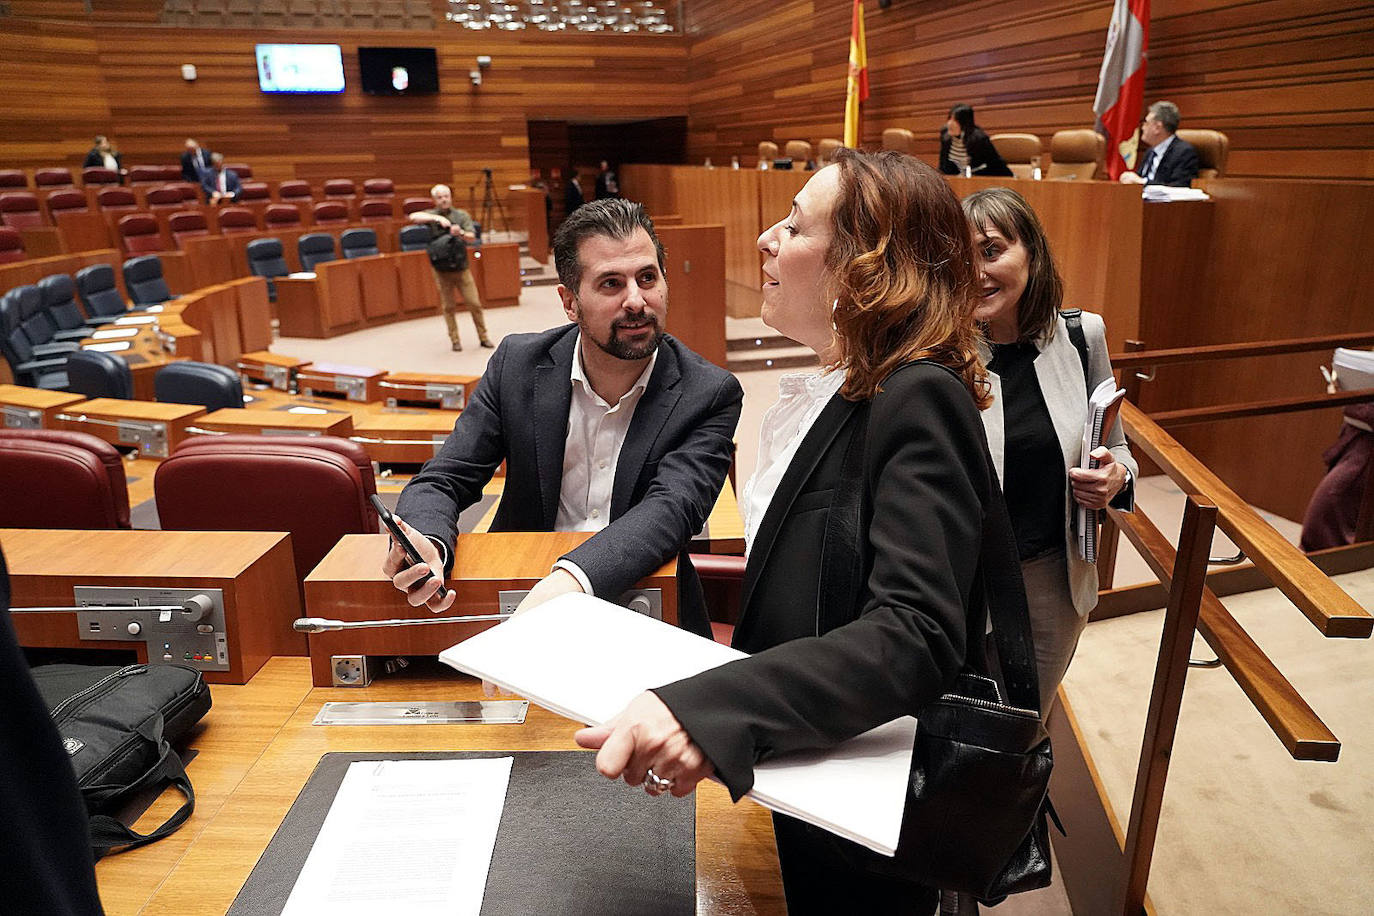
top-left (439, 593), bottom-right (917, 856)
top-left (280, 757), bottom-right (512, 916)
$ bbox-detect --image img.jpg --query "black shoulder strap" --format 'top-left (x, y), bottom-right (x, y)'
top-left (816, 372), bottom-right (1042, 713)
top-left (1060, 308), bottom-right (1090, 397)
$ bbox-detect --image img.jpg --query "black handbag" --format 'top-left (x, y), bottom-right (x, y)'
top-left (32, 662), bottom-right (212, 857)
top-left (819, 392), bottom-right (1056, 902)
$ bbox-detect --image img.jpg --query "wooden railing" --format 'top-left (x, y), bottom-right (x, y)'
top-left (1090, 335), bottom-right (1373, 913)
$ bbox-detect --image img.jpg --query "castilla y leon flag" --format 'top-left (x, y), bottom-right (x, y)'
top-left (844, 0), bottom-right (868, 148)
top-left (1093, 0), bottom-right (1149, 180)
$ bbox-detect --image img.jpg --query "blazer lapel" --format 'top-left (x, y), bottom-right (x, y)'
top-left (738, 393), bottom-right (858, 622)
top-left (532, 330), bottom-right (577, 529)
top-left (1034, 327), bottom-right (1091, 469)
top-left (611, 344), bottom-right (681, 518)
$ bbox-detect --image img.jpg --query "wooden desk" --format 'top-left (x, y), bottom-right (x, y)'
top-left (0, 384), bottom-right (86, 428)
top-left (395, 248), bottom-right (439, 315)
top-left (236, 350), bottom-right (311, 390)
top-left (181, 235), bottom-right (236, 288)
top-left (94, 659), bottom-right (784, 914)
top-left (349, 406), bottom-right (458, 463)
top-left (80, 324), bottom-right (184, 400)
top-left (294, 361), bottom-right (387, 403)
top-left (353, 252), bottom-right (400, 320)
top-left (192, 406), bottom-right (355, 438)
top-left (511, 186), bottom-right (550, 264)
top-left (275, 261), bottom-right (364, 338)
top-left (304, 532), bottom-right (679, 685)
top-left (55, 397), bottom-right (204, 457)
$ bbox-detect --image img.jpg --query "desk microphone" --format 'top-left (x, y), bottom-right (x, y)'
top-left (293, 613), bottom-right (512, 633)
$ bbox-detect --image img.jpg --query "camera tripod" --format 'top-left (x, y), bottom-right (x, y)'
top-left (474, 167), bottom-right (509, 236)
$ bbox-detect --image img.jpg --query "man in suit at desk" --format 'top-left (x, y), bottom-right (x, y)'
top-left (201, 153), bottom-right (241, 205)
top-left (1119, 100), bottom-right (1200, 188)
top-left (385, 198), bottom-right (743, 638)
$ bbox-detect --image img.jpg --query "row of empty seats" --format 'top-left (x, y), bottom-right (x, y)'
top-left (0, 169), bottom-right (399, 198)
top-left (161, 0), bottom-right (432, 30)
top-left (2, 258), bottom-right (176, 388)
top-left (246, 228), bottom-right (388, 299)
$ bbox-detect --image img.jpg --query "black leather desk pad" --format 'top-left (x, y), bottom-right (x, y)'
top-left (227, 750), bottom-right (695, 916)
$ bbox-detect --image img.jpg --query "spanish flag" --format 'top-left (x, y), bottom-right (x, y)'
top-left (844, 0), bottom-right (868, 148)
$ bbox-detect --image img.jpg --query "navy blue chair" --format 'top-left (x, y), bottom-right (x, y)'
top-left (246, 238), bottom-right (289, 301)
top-left (5, 285), bottom-right (75, 358)
top-left (297, 233), bottom-right (337, 272)
top-left (76, 264), bottom-right (131, 319)
top-left (154, 361), bottom-right (243, 411)
top-left (37, 274), bottom-right (99, 342)
top-left (340, 228), bottom-right (380, 260)
top-left (122, 255), bottom-right (175, 306)
top-left (0, 290), bottom-right (68, 389)
top-left (397, 224), bottom-right (429, 252)
top-left (65, 349), bottom-right (133, 400)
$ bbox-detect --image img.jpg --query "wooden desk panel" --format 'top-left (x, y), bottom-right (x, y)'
top-left (0, 249), bottom-right (125, 297)
top-left (193, 407), bottom-right (355, 438)
top-left (378, 370), bottom-right (479, 410)
top-left (0, 384), bottom-right (86, 428)
top-left (275, 260), bottom-right (364, 339)
top-left (304, 532), bottom-right (678, 686)
top-left (181, 234), bottom-right (236, 288)
top-left (1, 528), bottom-right (303, 684)
top-left (350, 407), bottom-right (459, 463)
top-left (295, 361), bottom-right (386, 403)
top-left (395, 248), bottom-right (439, 315)
top-left (469, 241), bottom-right (521, 308)
top-left (54, 209), bottom-right (115, 252)
top-left (512, 186), bottom-right (550, 264)
top-left (353, 253), bottom-right (400, 320)
top-left (237, 350), bottom-right (311, 390)
top-left (20, 225), bottom-right (64, 257)
top-left (55, 397), bottom-right (204, 457)
top-left (659, 223), bottom-right (728, 367)
top-left (117, 664), bottom-right (782, 915)
top-left (231, 275), bottom-right (273, 354)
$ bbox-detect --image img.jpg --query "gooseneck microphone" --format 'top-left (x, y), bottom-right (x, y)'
top-left (292, 612), bottom-right (513, 634)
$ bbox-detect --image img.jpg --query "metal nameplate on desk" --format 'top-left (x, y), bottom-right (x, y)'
top-left (2, 405), bottom-right (42, 428)
top-left (312, 699), bottom-right (528, 726)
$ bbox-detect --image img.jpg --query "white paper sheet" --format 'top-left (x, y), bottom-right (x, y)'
top-left (280, 757), bottom-right (512, 916)
top-left (439, 594), bottom-right (915, 855)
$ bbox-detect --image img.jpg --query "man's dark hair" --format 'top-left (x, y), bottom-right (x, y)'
top-left (552, 197), bottom-right (666, 293)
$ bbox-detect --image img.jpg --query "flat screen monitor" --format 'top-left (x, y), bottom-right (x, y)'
top-left (256, 44), bottom-right (345, 94)
top-left (358, 47), bottom-right (440, 95)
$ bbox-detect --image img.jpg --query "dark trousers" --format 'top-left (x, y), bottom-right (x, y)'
top-left (772, 813), bottom-right (938, 915)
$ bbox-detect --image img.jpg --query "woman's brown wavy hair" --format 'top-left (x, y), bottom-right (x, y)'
top-left (826, 147), bottom-right (989, 407)
top-left (961, 186), bottom-right (1064, 344)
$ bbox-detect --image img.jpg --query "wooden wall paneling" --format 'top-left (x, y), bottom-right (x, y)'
top-left (671, 166), bottom-right (766, 318)
top-left (682, 0), bottom-right (1374, 182)
top-left (618, 163), bottom-right (680, 218)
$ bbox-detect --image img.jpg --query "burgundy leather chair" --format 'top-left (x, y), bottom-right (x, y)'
top-left (359, 198), bottom-right (393, 221)
top-left (167, 210), bottom-right (210, 247)
top-left (323, 178), bottom-right (356, 198)
top-left (0, 226), bottom-right (24, 264)
top-left (145, 186), bottom-right (185, 210)
top-left (264, 204), bottom-right (302, 228)
top-left (118, 213), bottom-right (163, 255)
top-left (0, 429), bottom-right (132, 529)
top-left (401, 197), bottom-right (432, 216)
top-left (33, 168), bottom-right (75, 190)
top-left (311, 200), bottom-right (348, 226)
top-left (97, 187), bottom-right (138, 212)
top-left (277, 180), bottom-right (312, 201)
top-left (363, 178), bottom-right (394, 196)
top-left (0, 169), bottom-right (27, 189)
top-left (223, 162), bottom-right (253, 180)
top-left (81, 167), bottom-right (121, 187)
top-left (46, 189), bottom-right (89, 219)
top-left (216, 207), bottom-right (259, 233)
top-left (238, 181), bottom-right (270, 202)
top-left (690, 553), bottom-right (745, 645)
top-left (0, 192), bottom-right (47, 230)
top-left (155, 435), bottom-right (380, 587)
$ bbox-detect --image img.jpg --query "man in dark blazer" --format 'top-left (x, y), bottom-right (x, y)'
top-left (200, 153), bottom-right (241, 204)
top-left (1120, 100), bottom-right (1199, 187)
top-left (387, 199), bottom-right (743, 637)
top-left (180, 138), bottom-right (212, 183)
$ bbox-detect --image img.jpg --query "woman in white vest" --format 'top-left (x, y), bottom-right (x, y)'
top-left (963, 186), bottom-right (1138, 715)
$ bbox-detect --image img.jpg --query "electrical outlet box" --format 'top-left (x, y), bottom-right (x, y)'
top-left (331, 655), bottom-right (373, 687)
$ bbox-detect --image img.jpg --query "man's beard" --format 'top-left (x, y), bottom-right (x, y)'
top-left (576, 304), bottom-right (664, 361)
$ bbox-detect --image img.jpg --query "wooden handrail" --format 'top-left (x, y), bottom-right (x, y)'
top-left (1108, 506), bottom-right (1340, 761)
top-left (1120, 400), bottom-right (1373, 638)
top-left (1149, 387), bottom-right (1374, 429)
top-left (1109, 331), bottom-right (1374, 369)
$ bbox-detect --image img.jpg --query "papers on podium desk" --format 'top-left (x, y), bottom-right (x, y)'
top-left (439, 593), bottom-right (917, 856)
top-left (1332, 347), bottom-right (1374, 391)
top-left (281, 757), bottom-right (512, 916)
top-left (1142, 185), bottom-right (1210, 202)
top-left (1076, 377), bottom-right (1127, 563)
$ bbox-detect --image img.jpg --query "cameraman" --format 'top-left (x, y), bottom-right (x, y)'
top-left (411, 184), bottom-right (493, 351)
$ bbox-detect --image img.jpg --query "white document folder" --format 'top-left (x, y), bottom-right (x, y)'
top-left (439, 593), bottom-right (916, 856)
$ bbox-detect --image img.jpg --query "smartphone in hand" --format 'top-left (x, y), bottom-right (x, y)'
top-left (370, 494), bottom-right (450, 601)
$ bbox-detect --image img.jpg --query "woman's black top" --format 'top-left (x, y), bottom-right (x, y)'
top-left (939, 127), bottom-right (1014, 177)
top-left (989, 341), bottom-right (1065, 561)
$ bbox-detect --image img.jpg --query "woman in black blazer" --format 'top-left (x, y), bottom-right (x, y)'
top-left (576, 149), bottom-right (1010, 912)
top-left (939, 103), bottom-right (1013, 177)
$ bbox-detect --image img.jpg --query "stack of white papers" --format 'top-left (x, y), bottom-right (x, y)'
top-left (1076, 377), bottom-right (1127, 562)
top-left (439, 594), bottom-right (916, 856)
top-left (1332, 347), bottom-right (1374, 391)
top-left (1142, 185), bottom-right (1210, 202)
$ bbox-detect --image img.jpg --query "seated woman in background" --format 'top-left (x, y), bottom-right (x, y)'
top-left (962, 186), bottom-right (1137, 714)
top-left (576, 149), bottom-right (1017, 912)
top-left (939, 103), bottom-right (1013, 177)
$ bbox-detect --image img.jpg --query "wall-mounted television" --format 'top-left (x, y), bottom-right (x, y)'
top-left (358, 47), bottom-right (440, 95)
top-left (256, 44), bottom-right (346, 94)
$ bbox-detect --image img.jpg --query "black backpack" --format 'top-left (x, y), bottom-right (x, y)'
top-left (427, 227), bottom-right (468, 272)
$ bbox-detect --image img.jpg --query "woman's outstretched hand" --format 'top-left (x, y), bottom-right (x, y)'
top-left (575, 691), bottom-right (714, 798)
